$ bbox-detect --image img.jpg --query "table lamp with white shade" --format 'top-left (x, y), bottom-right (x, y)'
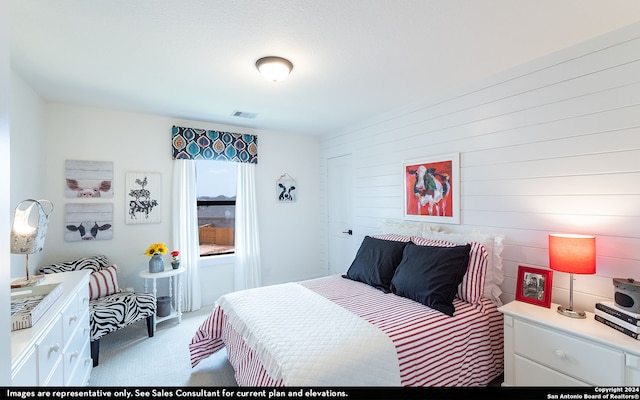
top-left (10, 199), bottom-right (54, 288)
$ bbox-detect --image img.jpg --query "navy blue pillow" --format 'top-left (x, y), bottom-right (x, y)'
top-left (343, 236), bottom-right (408, 293)
top-left (390, 242), bottom-right (471, 316)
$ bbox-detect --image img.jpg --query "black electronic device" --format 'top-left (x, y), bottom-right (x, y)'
top-left (613, 278), bottom-right (640, 314)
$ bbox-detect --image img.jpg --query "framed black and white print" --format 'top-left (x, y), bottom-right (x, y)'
top-left (125, 172), bottom-right (161, 224)
top-left (516, 265), bottom-right (553, 308)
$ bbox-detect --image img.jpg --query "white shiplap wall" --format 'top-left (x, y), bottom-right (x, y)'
top-left (319, 22), bottom-right (640, 312)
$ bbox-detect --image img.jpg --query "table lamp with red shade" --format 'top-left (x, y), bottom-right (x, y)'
top-left (549, 233), bottom-right (596, 319)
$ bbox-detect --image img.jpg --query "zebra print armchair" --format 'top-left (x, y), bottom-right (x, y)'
top-left (39, 255), bottom-right (156, 367)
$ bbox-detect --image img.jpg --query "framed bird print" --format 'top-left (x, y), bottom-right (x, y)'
top-left (125, 172), bottom-right (161, 224)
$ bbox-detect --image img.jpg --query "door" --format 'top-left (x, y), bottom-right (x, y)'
top-left (327, 154), bottom-right (355, 275)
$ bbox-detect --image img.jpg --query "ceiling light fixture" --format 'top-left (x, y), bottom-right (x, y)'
top-left (255, 56), bottom-right (293, 83)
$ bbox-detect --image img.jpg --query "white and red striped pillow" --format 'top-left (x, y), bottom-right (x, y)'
top-left (371, 233), bottom-right (411, 242)
top-left (89, 264), bottom-right (121, 300)
top-left (411, 236), bottom-right (488, 305)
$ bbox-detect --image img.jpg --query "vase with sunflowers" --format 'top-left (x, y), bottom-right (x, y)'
top-left (146, 242), bottom-right (168, 273)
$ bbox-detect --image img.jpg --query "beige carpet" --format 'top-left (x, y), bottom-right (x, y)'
top-left (88, 307), bottom-right (238, 387)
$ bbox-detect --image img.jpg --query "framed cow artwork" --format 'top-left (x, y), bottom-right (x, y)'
top-left (125, 172), bottom-right (161, 224)
top-left (64, 203), bottom-right (113, 242)
top-left (403, 153), bottom-right (460, 224)
top-left (276, 173), bottom-right (297, 202)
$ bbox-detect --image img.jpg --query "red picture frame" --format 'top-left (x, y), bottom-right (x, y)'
top-left (516, 265), bottom-right (553, 308)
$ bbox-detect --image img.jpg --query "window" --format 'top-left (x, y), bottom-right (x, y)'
top-left (196, 160), bottom-right (237, 257)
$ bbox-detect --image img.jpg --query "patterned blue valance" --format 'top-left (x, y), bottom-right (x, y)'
top-left (171, 125), bottom-right (258, 164)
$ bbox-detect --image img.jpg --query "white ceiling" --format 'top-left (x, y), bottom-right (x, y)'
top-left (10, 0), bottom-right (640, 136)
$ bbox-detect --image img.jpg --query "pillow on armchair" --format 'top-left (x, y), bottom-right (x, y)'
top-left (88, 264), bottom-right (121, 300)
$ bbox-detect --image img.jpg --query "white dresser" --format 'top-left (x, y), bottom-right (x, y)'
top-left (11, 270), bottom-right (92, 386)
top-left (499, 300), bottom-right (640, 386)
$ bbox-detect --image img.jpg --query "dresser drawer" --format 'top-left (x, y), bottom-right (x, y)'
top-left (66, 340), bottom-right (92, 386)
top-left (12, 347), bottom-right (37, 386)
top-left (63, 315), bottom-right (90, 385)
top-left (61, 305), bottom-right (82, 342)
top-left (62, 285), bottom-right (89, 341)
top-left (36, 316), bottom-right (64, 385)
top-left (76, 284), bottom-right (90, 314)
top-left (44, 361), bottom-right (64, 386)
top-left (514, 319), bottom-right (624, 385)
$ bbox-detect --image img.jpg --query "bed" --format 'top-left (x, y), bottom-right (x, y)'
top-left (190, 226), bottom-right (505, 387)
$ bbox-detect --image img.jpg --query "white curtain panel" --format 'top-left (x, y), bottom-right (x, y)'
top-left (235, 162), bottom-right (262, 291)
top-left (172, 160), bottom-right (201, 312)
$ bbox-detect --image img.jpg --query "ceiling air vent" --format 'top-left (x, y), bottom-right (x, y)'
top-left (231, 110), bottom-right (258, 119)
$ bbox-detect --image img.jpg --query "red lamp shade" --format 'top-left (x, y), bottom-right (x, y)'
top-left (549, 234), bottom-right (596, 274)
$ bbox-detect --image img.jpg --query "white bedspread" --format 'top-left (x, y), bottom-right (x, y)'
top-left (217, 282), bottom-right (401, 386)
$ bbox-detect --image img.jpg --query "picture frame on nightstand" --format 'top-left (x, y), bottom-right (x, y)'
top-left (516, 265), bottom-right (553, 308)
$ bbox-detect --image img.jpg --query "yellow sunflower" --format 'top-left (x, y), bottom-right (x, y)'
top-left (145, 243), bottom-right (168, 256)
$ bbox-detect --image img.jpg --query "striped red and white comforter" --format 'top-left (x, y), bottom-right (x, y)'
top-left (189, 275), bottom-right (504, 386)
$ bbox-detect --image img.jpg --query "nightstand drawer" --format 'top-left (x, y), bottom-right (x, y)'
top-left (515, 355), bottom-right (588, 386)
top-left (514, 319), bottom-right (624, 385)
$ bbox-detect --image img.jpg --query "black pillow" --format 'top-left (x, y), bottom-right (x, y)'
top-left (390, 242), bottom-right (471, 316)
top-left (342, 236), bottom-right (408, 293)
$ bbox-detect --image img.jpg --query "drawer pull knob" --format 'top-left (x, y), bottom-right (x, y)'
top-left (69, 315), bottom-right (78, 323)
top-left (69, 351), bottom-right (79, 361)
top-left (49, 343), bottom-right (60, 356)
top-left (554, 349), bottom-right (566, 359)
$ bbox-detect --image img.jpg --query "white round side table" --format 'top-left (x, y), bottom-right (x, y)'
top-left (139, 266), bottom-right (185, 332)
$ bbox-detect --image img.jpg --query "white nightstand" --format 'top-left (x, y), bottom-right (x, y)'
top-left (499, 300), bottom-right (640, 386)
top-left (139, 266), bottom-right (185, 332)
